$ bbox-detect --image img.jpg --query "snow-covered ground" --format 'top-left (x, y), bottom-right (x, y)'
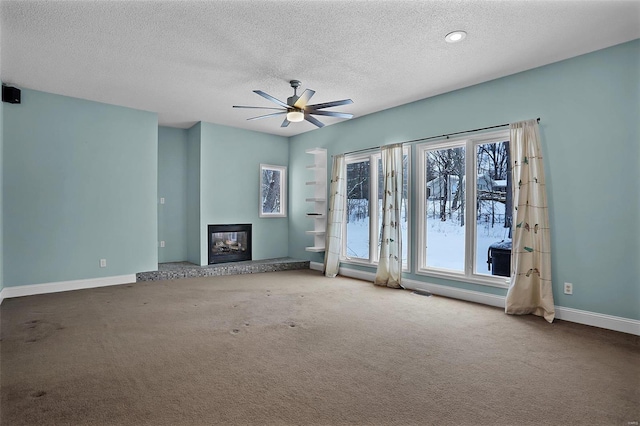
top-left (345, 199), bottom-right (510, 275)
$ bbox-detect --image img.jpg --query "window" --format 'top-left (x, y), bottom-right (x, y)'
top-left (343, 148), bottom-right (410, 269)
top-left (417, 131), bottom-right (511, 286)
top-left (259, 164), bottom-right (286, 218)
top-left (345, 156), bottom-right (372, 259)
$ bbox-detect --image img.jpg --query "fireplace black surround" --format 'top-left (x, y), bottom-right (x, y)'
top-left (208, 224), bottom-right (252, 265)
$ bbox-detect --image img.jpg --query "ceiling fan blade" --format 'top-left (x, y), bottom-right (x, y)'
top-left (233, 105), bottom-right (287, 111)
top-left (293, 89), bottom-right (316, 109)
top-left (304, 114), bottom-right (325, 128)
top-left (281, 118), bottom-right (291, 127)
top-left (247, 111), bottom-right (287, 121)
top-left (308, 110), bottom-right (353, 119)
top-left (253, 90), bottom-right (290, 108)
top-left (307, 99), bottom-right (353, 110)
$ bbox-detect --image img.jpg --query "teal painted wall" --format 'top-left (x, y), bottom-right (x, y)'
top-left (0, 90), bottom-right (3, 292)
top-left (3, 89), bottom-right (158, 286)
top-left (289, 40), bottom-right (640, 320)
top-left (158, 126), bottom-right (188, 263)
top-left (199, 122), bottom-right (289, 265)
top-left (186, 123), bottom-right (202, 265)
top-left (161, 122), bottom-right (289, 266)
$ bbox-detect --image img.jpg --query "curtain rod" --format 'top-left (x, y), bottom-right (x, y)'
top-left (337, 118), bottom-right (541, 157)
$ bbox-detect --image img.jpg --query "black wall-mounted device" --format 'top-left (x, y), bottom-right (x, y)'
top-left (2, 85), bottom-right (21, 104)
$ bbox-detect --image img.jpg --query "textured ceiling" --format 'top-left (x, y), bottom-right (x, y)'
top-left (1, 0), bottom-right (639, 137)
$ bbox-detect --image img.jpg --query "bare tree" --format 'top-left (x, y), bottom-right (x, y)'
top-left (346, 160), bottom-right (370, 222)
top-left (504, 141), bottom-right (512, 231)
top-left (261, 170), bottom-right (280, 213)
top-left (428, 148), bottom-right (464, 222)
top-left (476, 141), bottom-right (511, 228)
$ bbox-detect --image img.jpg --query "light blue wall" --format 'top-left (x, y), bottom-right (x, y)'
top-left (0, 90), bottom-right (3, 292)
top-left (186, 123), bottom-right (202, 265)
top-left (199, 122), bottom-right (289, 265)
top-left (158, 126), bottom-right (188, 263)
top-left (289, 40), bottom-right (640, 320)
top-left (161, 122), bottom-right (289, 266)
top-left (3, 89), bottom-right (158, 286)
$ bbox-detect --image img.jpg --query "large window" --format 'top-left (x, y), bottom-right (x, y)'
top-left (417, 131), bottom-right (511, 285)
top-left (343, 149), bottom-right (410, 268)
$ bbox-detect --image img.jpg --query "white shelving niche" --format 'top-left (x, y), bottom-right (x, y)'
top-left (305, 148), bottom-right (327, 252)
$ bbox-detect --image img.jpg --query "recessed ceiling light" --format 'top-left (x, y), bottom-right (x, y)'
top-left (445, 31), bottom-right (467, 43)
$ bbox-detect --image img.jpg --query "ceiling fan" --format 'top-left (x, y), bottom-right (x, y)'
top-left (233, 80), bottom-right (353, 128)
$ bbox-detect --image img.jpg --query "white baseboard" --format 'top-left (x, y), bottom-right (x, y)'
top-left (309, 261), bottom-right (324, 272)
top-left (402, 276), bottom-right (507, 308)
top-left (0, 274), bottom-right (136, 305)
top-left (336, 266), bottom-right (640, 336)
top-left (553, 306), bottom-right (640, 336)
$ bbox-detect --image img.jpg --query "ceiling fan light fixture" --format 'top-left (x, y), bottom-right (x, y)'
top-left (445, 30), bottom-right (467, 43)
top-left (287, 110), bottom-right (304, 122)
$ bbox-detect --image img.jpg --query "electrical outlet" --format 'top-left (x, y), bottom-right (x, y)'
top-left (564, 282), bottom-right (573, 295)
top-left (100, 259), bottom-right (107, 268)
top-left (160, 241), bottom-right (165, 248)
top-left (160, 197), bottom-right (165, 204)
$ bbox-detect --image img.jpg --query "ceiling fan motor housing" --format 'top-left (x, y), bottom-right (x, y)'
top-left (288, 80), bottom-right (302, 105)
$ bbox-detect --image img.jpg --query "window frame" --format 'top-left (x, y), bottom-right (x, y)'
top-left (416, 130), bottom-right (510, 288)
top-left (259, 164), bottom-right (287, 218)
top-left (341, 148), bottom-right (411, 272)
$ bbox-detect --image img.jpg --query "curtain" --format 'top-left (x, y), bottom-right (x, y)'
top-left (374, 143), bottom-right (403, 288)
top-left (505, 119), bottom-right (555, 322)
top-left (324, 154), bottom-right (346, 277)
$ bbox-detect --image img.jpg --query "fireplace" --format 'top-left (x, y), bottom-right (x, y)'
top-left (208, 224), bottom-right (252, 265)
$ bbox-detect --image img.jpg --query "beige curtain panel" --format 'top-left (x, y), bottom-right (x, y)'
top-left (375, 143), bottom-right (403, 288)
top-left (505, 119), bottom-right (555, 322)
top-left (324, 154), bottom-right (346, 278)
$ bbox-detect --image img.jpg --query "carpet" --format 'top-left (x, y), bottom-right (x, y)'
top-left (1, 269), bottom-right (638, 425)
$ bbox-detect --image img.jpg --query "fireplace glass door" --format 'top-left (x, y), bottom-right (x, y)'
top-left (208, 224), bottom-right (252, 264)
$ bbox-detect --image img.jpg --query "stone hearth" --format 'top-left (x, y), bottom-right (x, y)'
top-left (136, 257), bottom-right (310, 282)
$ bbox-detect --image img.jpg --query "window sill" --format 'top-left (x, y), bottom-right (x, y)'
top-left (340, 258), bottom-right (410, 273)
top-left (414, 268), bottom-right (510, 289)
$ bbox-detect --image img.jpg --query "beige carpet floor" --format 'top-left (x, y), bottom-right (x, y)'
top-left (1, 269), bottom-right (638, 425)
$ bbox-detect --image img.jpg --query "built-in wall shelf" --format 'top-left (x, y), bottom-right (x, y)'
top-left (305, 246), bottom-right (326, 253)
top-left (306, 148), bottom-right (326, 155)
top-left (305, 147), bottom-right (327, 253)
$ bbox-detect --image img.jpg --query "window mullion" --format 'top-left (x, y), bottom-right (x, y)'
top-left (464, 140), bottom-right (475, 277)
top-left (417, 146), bottom-right (426, 271)
top-left (370, 155), bottom-right (378, 263)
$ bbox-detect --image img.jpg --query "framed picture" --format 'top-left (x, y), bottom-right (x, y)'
top-left (259, 164), bottom-right (287, 218)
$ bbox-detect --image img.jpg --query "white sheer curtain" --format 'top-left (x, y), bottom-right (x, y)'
top-left (505, 119), bottom-right (555, 322)
top-left (374, 143), bottom-right (403, 288)
top-left (324, 154), bottom-right (346, 277)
